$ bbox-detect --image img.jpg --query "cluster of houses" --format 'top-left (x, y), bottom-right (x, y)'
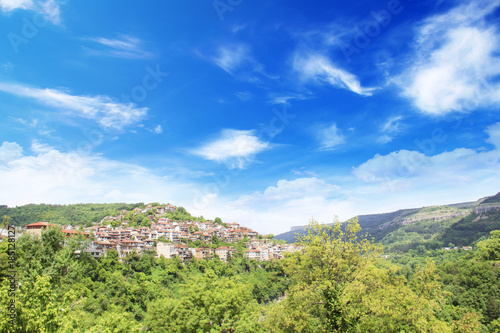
top-left (22, 204), bottom-right (299, 262)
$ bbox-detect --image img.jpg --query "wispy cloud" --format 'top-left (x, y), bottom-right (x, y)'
top-left (231, 24), bottom-right (246, 34)
top-left (235, 91), bottom-right (253, 101)
top-left (378, 116), bottom-right (403, 143)
top-left (153, 125), bottom-right (163, 134)
top-left (211, 43), bottom-right (274, 81)
top-left (377, 135), bottom-right (393, 144)
top-left (213, 44), bottom-right (251, 74)
top-left (382, 116), bottom-right (403, 133)
top-left (86, 34), bottom-right (152, 59)
top-left (268, 93), bottom-right (309, 105)
top-left (316, 123), bottom-right (345, 150)
top-left (291, 167), bottom-right (318, 177)
top-left (293, 53), bottom-right (376, 96)
top-left (400, 0), bottom-right (500, 114)
top-left (13, 117), bottom-right (38, 127)
top-left (0, 82), bottom-right (148, 130)
top-left (0, 0), bottom-right (61, 24)
top-left (192, 129), bottom-right (270, 169)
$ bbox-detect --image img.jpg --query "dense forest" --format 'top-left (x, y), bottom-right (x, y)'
top-left (1, 217), bottom-right (500, 332)
top-left (0, 203), bottom-right (144, 227)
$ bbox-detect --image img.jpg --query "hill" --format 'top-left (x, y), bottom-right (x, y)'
top-left (275, 192), bottom-right (500, 251)
top-left (0, 203), bottom-right (143, 227)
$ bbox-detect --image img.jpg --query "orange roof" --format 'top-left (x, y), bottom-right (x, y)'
top-left (25, 222), bottom-right (56, 228)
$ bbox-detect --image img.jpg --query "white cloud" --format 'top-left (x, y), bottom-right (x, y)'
top-left (14, 117), bottom-right (38, 127)
top-left (377, 135), bottom-right (393, 144)
top-left (268, 93), bottom-right (309, 105)
top-left (231, 24), bottom-right (246, 34)
top-left (317, 123), bottom-right (345, 150)
top-left (0, 141), bottom-right (23, 162)
top-left (353, 123), bottom-right (500, 185)
top-left (0, 0), bottom-right (61, 24)
top-left (378, 116), bottom-right (403, 144)
top-left (401, 0), bottom-right (500, 114)
top-left (235, 91), bottom-right (252, 101)
top-left (293, 53), bottom-right (376, 96)
top-left (30, 139), bottom-right (53, 153)
top-left (486, 122), bottom-right (500, 147)
top-left (214, 44), bottom-right (251, 74)
top-left (237, 177), bottom-right (341, 205)
top-left (291, 167), bottom-right (318, 177)
top-left (0, 142), bottom-right (193, 207)
top-left (87, 35), bottom-right (152, 59)
top-left (153, 125), bottom-right (163, 134)
top-left (212, 44), bottom-right (272, 80)
top-left (192, 129), bottom-right (270, 169)
top-left (0, 82), bottom-right (148, 130)
top-left (353, 150), bottom-right (431, 182)
top-left (188, 177), bottom-right (347, 234)
top-left (0, 0), bottom-right (33, 12)
top-left (382, 116), bottom-right (403, 133)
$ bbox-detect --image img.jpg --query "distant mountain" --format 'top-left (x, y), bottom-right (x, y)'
top-left (275, 193), bottom-right (500, 251)
top-left (274, 208), bottom-right (419, 243)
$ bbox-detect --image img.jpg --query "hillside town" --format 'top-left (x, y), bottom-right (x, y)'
top-left (22, 203), bottom-right (299, 262)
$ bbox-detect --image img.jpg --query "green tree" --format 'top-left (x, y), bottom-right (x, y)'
top-left (141, 217), bottom-right (152, 228)
top-left (477, 230), bottom-right (500, 261)
top-left (0, 239), bottom-right (11, 281)
top-left (264, 218), bottom-right (452, 332)
top-left (2, 215), bottom-right (11, 229)
top-left (145, 270), bottom-right (263, 332)
top-left (0, 275), bottom-right (65, 333)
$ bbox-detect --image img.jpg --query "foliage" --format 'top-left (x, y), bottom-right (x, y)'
top-left (264, 218), bottom-right (456, 332)
top-left (439, 210), bottom-right (500, 247)
top-left (0, 203), bottom-right (142, 227)
top-left (145, 270), bottom-right (264, 332)
top-left (476, 230), bottom-right (500, 261)
top-left (162, 206), bottom-right (206, 222)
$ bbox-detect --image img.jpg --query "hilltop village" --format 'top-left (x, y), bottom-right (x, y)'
top-left (22, 203), bottom-right (299, 262)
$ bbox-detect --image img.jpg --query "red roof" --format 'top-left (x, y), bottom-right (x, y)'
top-left (26, 222), bottom-right (56, 228)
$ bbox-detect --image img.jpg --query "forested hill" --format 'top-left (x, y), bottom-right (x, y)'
top-left (275, 192), bottom-right (500, 251)
top-left (0, 203), bottom-right (143, 227)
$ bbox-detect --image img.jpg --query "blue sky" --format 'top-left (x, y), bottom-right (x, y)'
top-left (1, 0), bottom-right (500, 234)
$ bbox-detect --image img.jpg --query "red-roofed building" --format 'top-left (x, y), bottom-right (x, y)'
top-left (25, 222), bottom-right (57, 237)
top-left (215, 246), bottom-right (237, 262)
top-left (61, 229), bottom-right (90, 238)
top-left (244, 248), bottom-right (261, 261)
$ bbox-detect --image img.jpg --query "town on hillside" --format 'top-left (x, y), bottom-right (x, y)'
top-left (20, 203), bottom-right (300, 262)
